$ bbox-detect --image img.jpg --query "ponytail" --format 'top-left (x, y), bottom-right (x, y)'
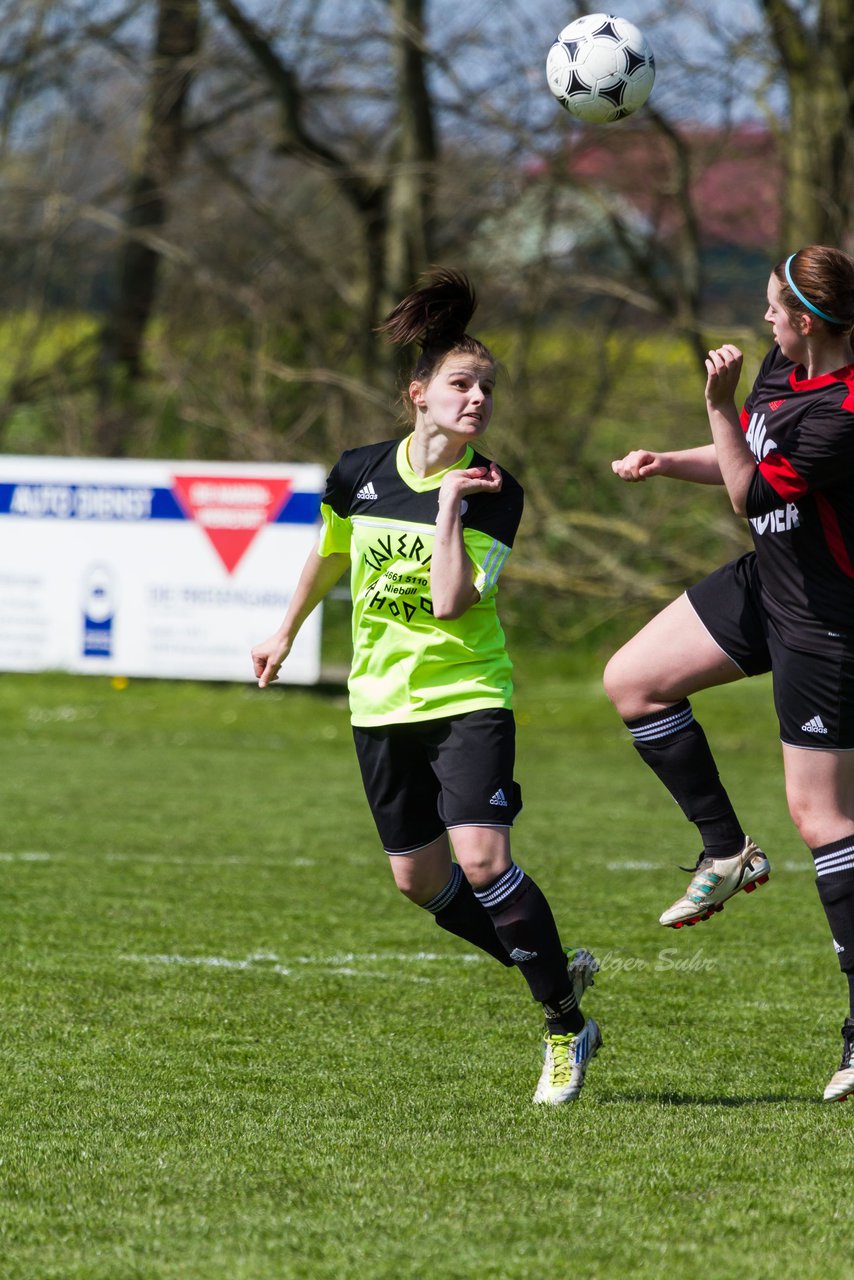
top-left (377, 268), bottom-right (495, 401)
top-left (378, 268), bottom-right (478, 349)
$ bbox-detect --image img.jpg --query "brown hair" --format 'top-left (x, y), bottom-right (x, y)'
top-left (774, 245), bottom-right (854, 335)
top-left (377, 269), bottom-right (495, 414)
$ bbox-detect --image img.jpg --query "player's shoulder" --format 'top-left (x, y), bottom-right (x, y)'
top-left (335, 438), bottom-right (399, 473)
top-left (328, 438), bottom-right (399, 488)
top-left (471, 450), bottom-right (524, 503)
top-left (465, 450), bottom-right (524, 546)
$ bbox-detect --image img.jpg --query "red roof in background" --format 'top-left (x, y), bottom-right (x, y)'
top-left (528, 124), bottom-right (781, 248)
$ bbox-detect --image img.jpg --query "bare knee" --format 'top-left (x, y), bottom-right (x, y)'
top-left (602, 648), bottom-right (628, 710)
top-left (388, 837), bottom-right (452, 906)
top-left (603, 646), bottom-right (650, 720)
top-left (394, 876), bottom-right (423, 904)
top-left (456, 853), bottom-right (503, 891)
top-left (788, 805), bottom-right (829, 850)
top-left (789, 812), bottom-right (823, 849)
top-left (787, 792), bottom-right (844, 849)
top-left (604, 594), bottom-right (742, 721)
top-left (391, 860), bottom-right (439, 904)
top-left (451, 828), bottom-right (511, 891)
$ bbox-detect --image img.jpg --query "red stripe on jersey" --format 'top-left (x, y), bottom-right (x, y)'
top-left (758, 452), bottom-right (809, 500)
top-left (843, 367), bottom-right (854, 414)
top-left (789, 363), bottom-right (854, 413)
top-left (815, 492), bottom-right (854, 580)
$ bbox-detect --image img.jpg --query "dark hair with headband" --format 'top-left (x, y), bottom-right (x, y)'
top-left (377, 269), bottom-right (495, 419)
top-left (775, 246), bottom-right (854, 335)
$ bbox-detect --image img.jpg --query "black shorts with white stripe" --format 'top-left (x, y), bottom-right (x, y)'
top-left (352, 709), bottom-right (523, 853)
top-left (688, 554), bottom-right (854, 750)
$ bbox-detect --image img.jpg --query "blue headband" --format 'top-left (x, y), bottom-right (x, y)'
top-left (784, 254), bottom-right (844, 326)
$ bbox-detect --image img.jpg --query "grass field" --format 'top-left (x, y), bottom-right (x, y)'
top-left (0, 660), bottom-right (849, 1279)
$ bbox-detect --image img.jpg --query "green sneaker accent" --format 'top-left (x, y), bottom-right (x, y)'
top-left (533, 1018), bottom-right (602, 1105)
top-left (659, 838), bottom-right (771, 929)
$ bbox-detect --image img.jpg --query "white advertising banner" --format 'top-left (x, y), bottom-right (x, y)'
top-left (0, 455), bottom-right (326, 683)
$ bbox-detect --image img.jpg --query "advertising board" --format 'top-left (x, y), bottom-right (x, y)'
top-left (0, 456), bottom-right (325, 683)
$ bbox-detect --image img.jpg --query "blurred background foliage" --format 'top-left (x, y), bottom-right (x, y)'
top-left (1, 0), bottom-right (852, 653)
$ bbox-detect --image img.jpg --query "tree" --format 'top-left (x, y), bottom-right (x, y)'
top-left (383, 0), bottom-right (438, 308)
top-left (96, 0), bottom-right (201, 455)
top-left (211, 0), bottom-right (437, 374)
top-left (759, 0), bottom-right (854, 247)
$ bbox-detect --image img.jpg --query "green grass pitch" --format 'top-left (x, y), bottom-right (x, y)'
top-left (0, 662), bottom-right (849, 1279)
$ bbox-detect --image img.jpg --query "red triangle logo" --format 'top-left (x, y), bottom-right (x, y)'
top-left (172, 474), bottom-right (293, 574)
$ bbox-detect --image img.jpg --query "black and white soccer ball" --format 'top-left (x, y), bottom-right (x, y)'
top-left (546, 13), bottom-right (655, 124)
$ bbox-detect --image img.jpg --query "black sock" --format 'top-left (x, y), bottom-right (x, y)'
top-left (625, 698), bottom-right (744, 859)
top-left (474, 864), bottom-right (584, 1034)
top-left (422, 864), bottom-right (513, 967)
top-left (813, 835), bottom-right (854, 1017)
top-left (541, 988), bottom-right (585, 1036)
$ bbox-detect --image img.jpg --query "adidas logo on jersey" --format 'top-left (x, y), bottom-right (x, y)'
top-left (768, 399), bottom-right (786, 410)
top-left (801, 715), bottom-right (828, 735)
top-left (489, 788), bottom-right (508, 807)
top-left (356, 482), bottom-right (378, 501)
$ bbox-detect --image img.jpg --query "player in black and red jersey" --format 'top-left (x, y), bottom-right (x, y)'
top-left (604, 245), bottom-right (854, 1101)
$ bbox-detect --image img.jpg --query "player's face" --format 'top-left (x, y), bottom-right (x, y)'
top-left (764, 273), bottom-right (808, 364)
top-left (411, 355), bottom-right (495, 439)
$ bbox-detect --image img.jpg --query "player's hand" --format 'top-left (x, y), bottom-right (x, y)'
top-left (611, 450), bottom-right (666, 482)
top-left (438, 462), bottom-right (502, 505)
top-left (705, 343), bottom-right (743, 407)
top-left (251, 634), bottom-right (291, 688)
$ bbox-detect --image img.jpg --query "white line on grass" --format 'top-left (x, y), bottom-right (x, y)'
top-left (606, 860), bottom-right (660, 871)
top-left (120, 949), bottom-right (484, 981)
top-left (104, 854), bottom-right (318, 868)
top-left (0, 850), bottom-right (319, 868)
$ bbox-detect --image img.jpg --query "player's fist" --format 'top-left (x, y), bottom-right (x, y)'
top-left (251, 634), bottom-right (291, 688)
top-left (611, 450), bottom-right (665, 482)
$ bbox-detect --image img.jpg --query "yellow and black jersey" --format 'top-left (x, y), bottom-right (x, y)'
top-left (318, 435), bottom-right (523, 726)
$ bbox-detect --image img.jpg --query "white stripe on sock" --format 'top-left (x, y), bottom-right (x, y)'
top-left (628, 704), bottom-right (694, 743)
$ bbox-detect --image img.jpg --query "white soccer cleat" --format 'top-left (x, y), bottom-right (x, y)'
top-left (533, 1018), bottom-right (602, 1105)
top-left (564, 946), bottom-right (599, 1006)
top-left (659, 837), bottom-right (770, 929)
top-left (823, 1022), bottom-right (854, 1102)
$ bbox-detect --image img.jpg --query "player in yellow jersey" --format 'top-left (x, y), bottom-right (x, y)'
top-left (252, 269), bottom-right (600, 1104)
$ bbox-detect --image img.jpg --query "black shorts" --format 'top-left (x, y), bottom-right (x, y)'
top-left (352, 708), bottom-right (523, 853)
top-left (687, 553), bottom-right (854, 750)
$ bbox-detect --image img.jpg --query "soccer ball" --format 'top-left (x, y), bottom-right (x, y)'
top-left (546, 13), bottom-right (655, 124)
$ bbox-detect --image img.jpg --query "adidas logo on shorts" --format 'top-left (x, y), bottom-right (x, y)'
top-left (355, 482), bottom-right (378, 501)
top-left (489, 788), bottom-right (508, 807)
top-left (801, 714), bottom-right (828, 735)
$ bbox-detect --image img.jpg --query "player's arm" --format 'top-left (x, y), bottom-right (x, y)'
top-left (251, 544), bottom-right (349, 688)
top-left (431, 463), bottom-right (502, 619)
top-left (611, 444), bottom-right (723, 484)
top-left (704, 344), bottom-right (756, 516)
